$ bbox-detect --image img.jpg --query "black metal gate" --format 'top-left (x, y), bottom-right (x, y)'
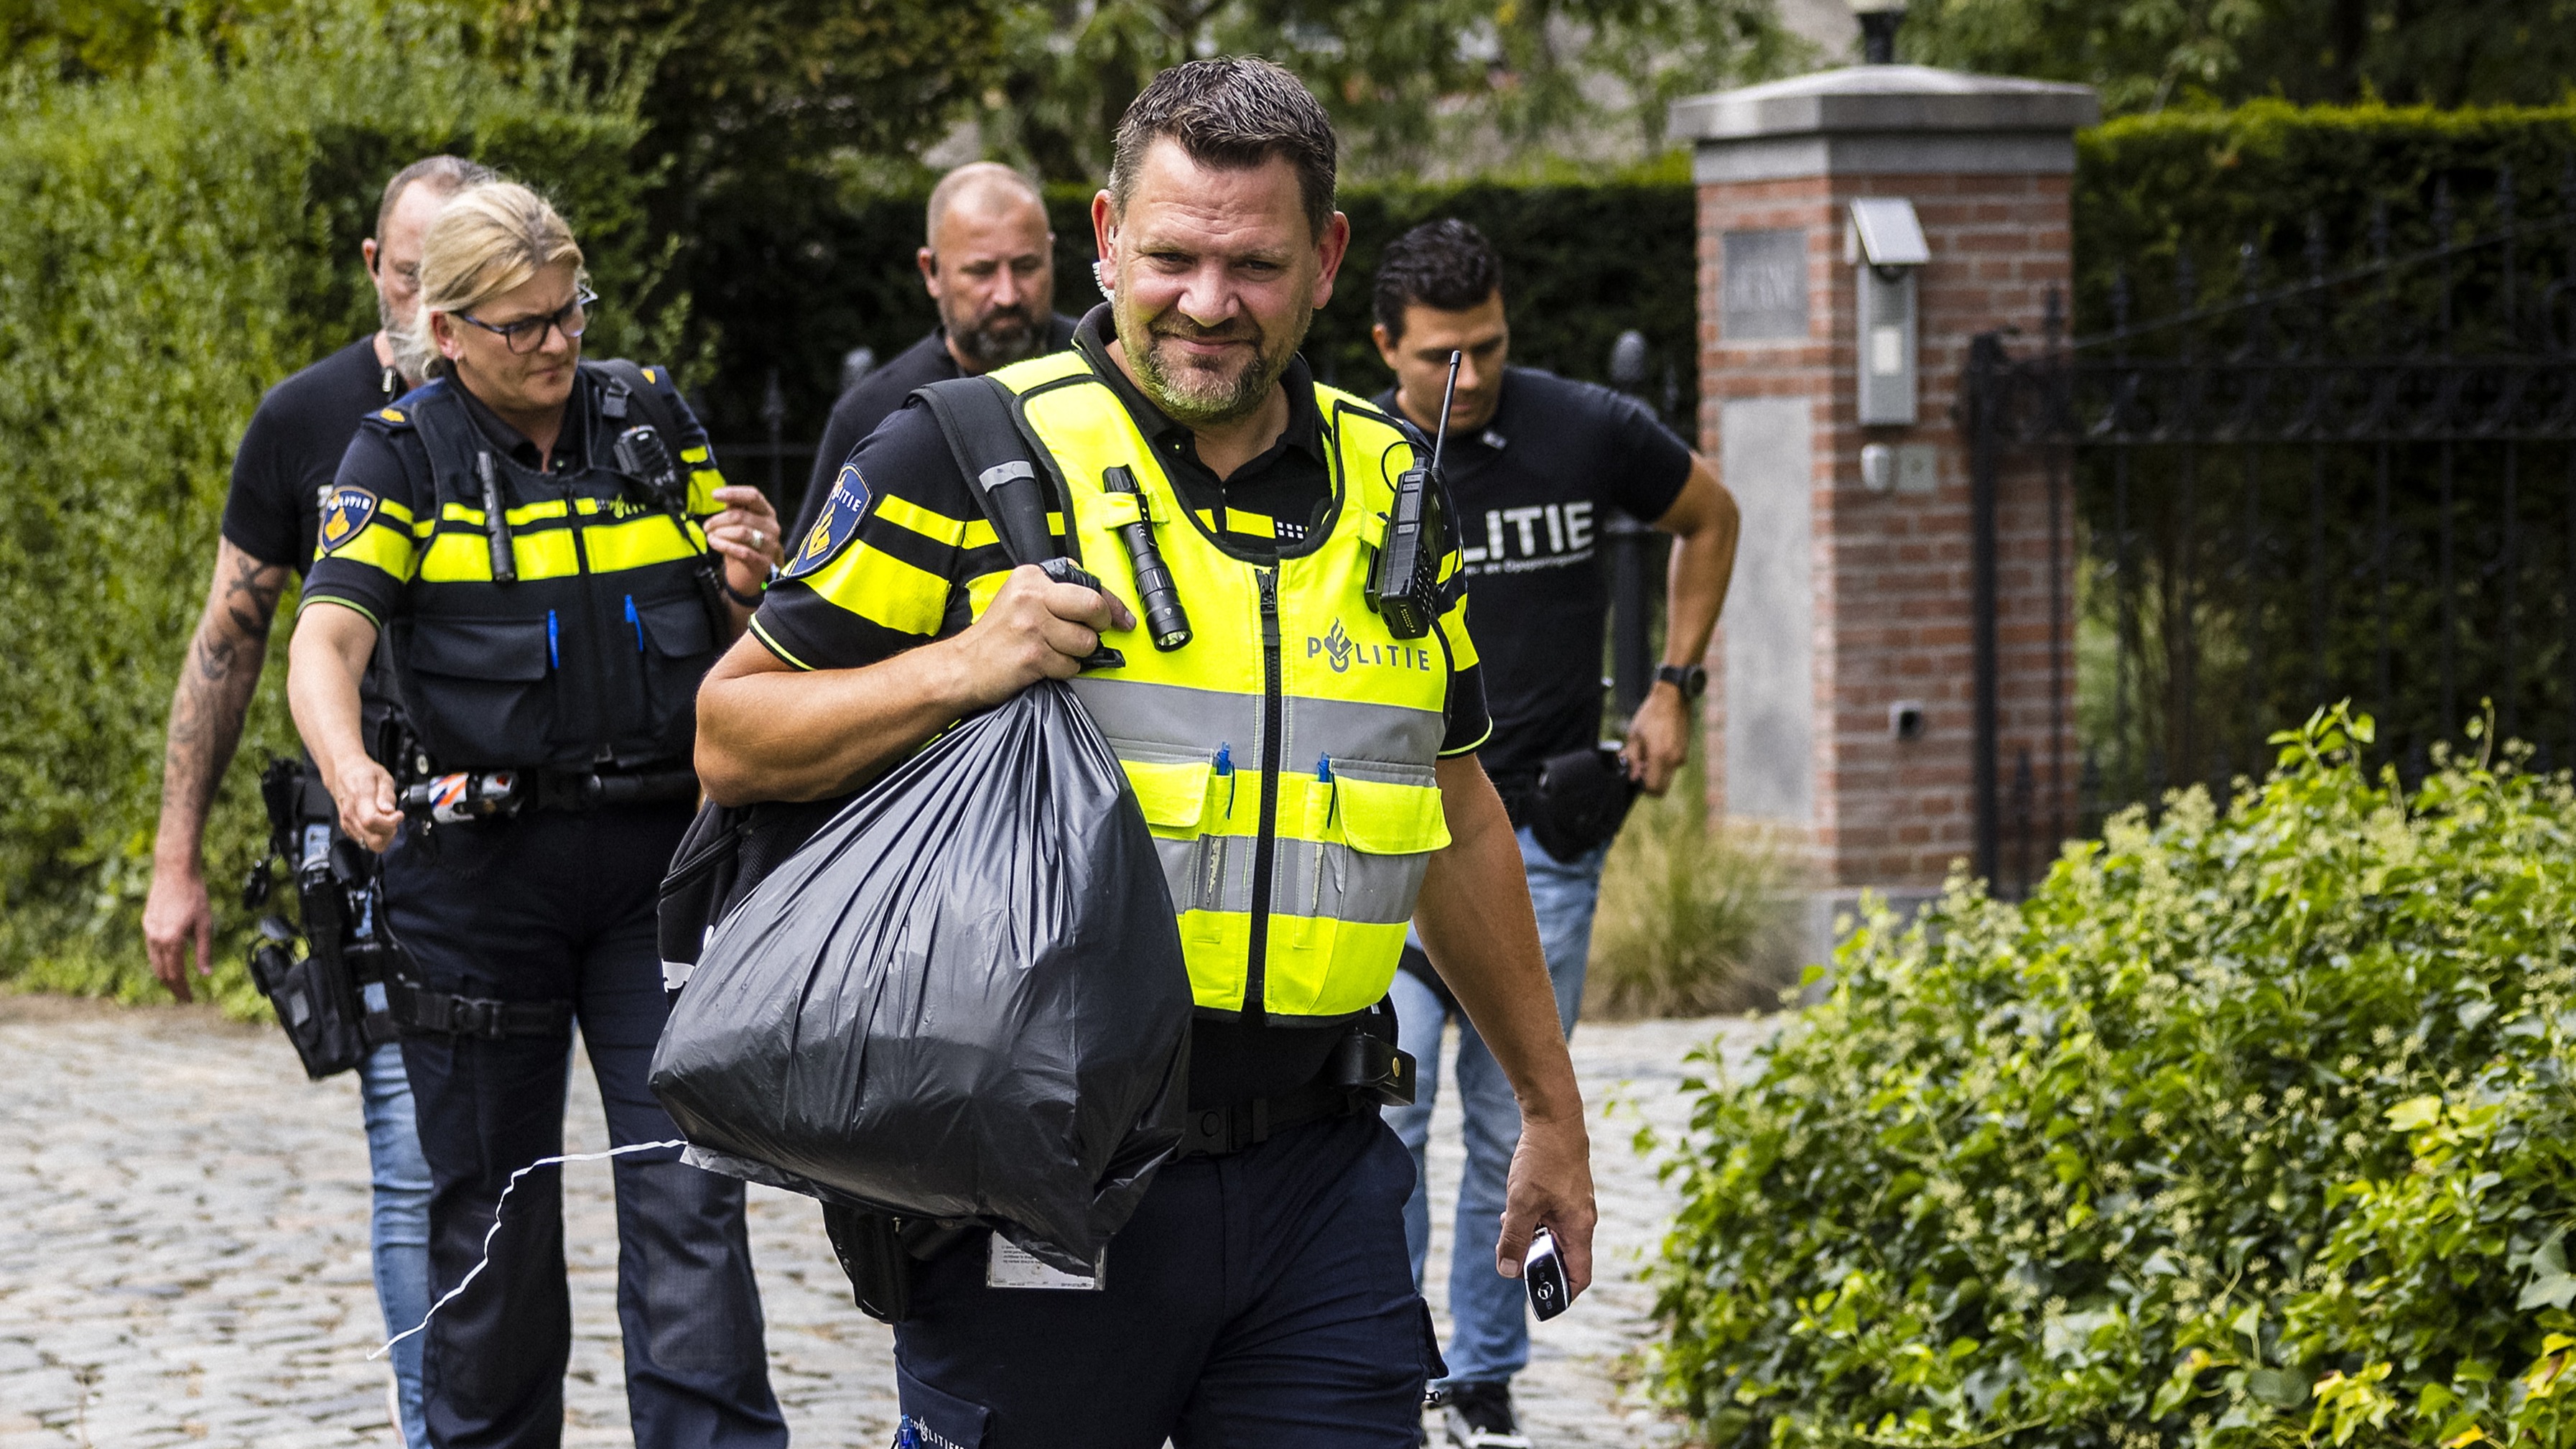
top-left (1964, 165), bottom-right (2576, 896)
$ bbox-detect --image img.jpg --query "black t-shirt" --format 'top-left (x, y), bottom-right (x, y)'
top-left (1375, 366), bottom-right (1691, 784)
top-left (794, 316), bottom-right (1081, 542)
top-left (754, 305), bottom-right (1490, 1107)
top-left (221, 335), bottom-right (402, 573)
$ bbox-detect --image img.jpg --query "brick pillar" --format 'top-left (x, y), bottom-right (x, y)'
top-left (1667, 65), bottom-right (2098, 958)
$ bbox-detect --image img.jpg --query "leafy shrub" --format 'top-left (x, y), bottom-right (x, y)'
top-left (1584, 759), bottom-right (1790, 1021)
top-left (1650, 708), bottom-right (2576, 1448)
top-left (0, 6), bottom-right (662, 1007)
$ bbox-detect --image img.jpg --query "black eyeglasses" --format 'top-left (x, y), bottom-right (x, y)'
top-left (457, 289), bottom-right (597, 354)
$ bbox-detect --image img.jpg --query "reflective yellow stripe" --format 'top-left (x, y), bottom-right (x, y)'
top-left (440, 499), bottom-right (572, 527)
top-left (817, 545), bottom-right (951, 636)
top-left (688, 469), bottom-right (725, 514)
top-left (419, 527), bottom-right (578, 582)
top-left (1436, 595), bottom-right (1479, 671)
top-left (376, 498), bottom-right (416, 526)
top-left (962, 568), bottom-right (1010, 619)
top-left (1194, 504), bottom-right (1276, 537)
top-left (328, 522), bottom-right (416, 579)
top-left (876, 494), bottom-right (972, 547)
top-left (681, 445), bottom-right (709, 464)
top-left (873, 494), bottom-right (1018, 554)
top-left (583, 514), bottom-right (701, 573)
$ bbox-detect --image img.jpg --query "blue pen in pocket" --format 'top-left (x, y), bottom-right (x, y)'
top-left (1312, 754), bottom-right (1334, 910)
top-left (624, 595), bottom-right (644, 652)
top-left (1214, 742), bottom-right (1235, 816)
top-left (546, 609), bottom-right (559, 670)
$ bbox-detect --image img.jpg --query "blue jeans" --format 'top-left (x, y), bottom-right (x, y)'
top-left (360, 981), bottom-right (434, 1449)
top-left (1387, 825), bottom-right (1605, 1388)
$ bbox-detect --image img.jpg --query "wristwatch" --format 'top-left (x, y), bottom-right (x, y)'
top-left (1655, 663), bottom-right (1708, 700)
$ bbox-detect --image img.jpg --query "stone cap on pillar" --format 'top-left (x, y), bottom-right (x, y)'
top-left (1670, 65), bottom-right (2099, 183)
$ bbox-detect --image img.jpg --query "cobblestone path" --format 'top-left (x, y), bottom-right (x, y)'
top-left (0, 994), bottom-right (1774, 1448)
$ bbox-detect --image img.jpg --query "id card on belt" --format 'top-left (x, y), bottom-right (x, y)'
top-left (985, 1235), bottom-right (1107, 1291)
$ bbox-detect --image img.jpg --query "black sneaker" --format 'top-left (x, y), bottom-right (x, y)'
top-left (1443, 1381), bottom-right (1531, 1449)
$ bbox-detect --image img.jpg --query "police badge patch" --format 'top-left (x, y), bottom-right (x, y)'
top-left (782, 464), bottom-right (870, 580)
top-left (317, 485), bottom-right (379, 555)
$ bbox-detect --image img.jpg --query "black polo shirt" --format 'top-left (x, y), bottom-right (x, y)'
top-left (1375, 366), bottom-right (1691, 785)
top-left (794, 315), bottom-right (1082, 541)
top-left (221, 335), bottom-right (402, 574)
top-left (751, 305), bottom-right (1489, 1107)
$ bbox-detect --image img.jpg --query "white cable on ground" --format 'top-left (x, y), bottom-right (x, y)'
top-left (372, 1138), bottom-right (689, 1361)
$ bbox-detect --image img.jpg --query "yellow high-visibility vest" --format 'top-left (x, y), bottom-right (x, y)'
top-left (987, 349), bottom-right (1471, 1022)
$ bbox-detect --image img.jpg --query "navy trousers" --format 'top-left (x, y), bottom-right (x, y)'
top-left (892, 1111), bottom-right (1441, 1449)
top-left (386, 805), bottom-right (787, 1449)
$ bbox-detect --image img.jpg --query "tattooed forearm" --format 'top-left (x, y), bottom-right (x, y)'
top-left (220, 552), bottom-right (283, 646)
top-left (154, 542), bottom-right (291, 866)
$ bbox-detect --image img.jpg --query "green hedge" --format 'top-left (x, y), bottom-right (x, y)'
top-left (1651, 708), bottom-right (2576, 1448)
top-left (685, 154), bottom-right (1702, 488)
top-left (2074, 101), bottom-right (2576, 333)
top-left (0, 9), bottom-right (666, 1005)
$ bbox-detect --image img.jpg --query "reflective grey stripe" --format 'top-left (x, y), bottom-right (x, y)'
top-left (975, 459), bottom-right (1037, 494)
top-left (1072, 677), bottom-right (1443, 767)
top-left (1074, 678), bottom-right (1261, 754)
top-left (1153, 833), bottom-right (1429, 925)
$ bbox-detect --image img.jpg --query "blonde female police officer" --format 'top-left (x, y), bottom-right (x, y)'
top-left (287, 181), bottom-right (789, 1449)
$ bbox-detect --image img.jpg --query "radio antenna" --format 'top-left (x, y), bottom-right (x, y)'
top-left (1431, 350), bottom-right (1461, 468)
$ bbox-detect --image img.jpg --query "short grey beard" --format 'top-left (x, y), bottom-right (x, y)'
top-left (954, 311), bottom-right (1046, 369)
top-left (1121, 304), bottom-right (1308, 429)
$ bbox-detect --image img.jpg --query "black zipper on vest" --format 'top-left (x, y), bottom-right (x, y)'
top-left (1245, 566), bottom-right (1283, 1023)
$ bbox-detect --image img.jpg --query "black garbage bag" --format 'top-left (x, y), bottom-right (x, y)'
top-left (648, 680), bottom-right (1191, 1272)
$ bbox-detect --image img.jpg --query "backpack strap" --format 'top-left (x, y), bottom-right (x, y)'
top-left (912, 375), bottom-right (1065, 568)
top-left (911, 375), bottom-right (1121, 670)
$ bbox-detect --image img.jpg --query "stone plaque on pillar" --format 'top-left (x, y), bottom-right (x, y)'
top-left (1670, 63), bottom-right (2098, 963)
top-left (1721, 229), bottom-right (1810, 341)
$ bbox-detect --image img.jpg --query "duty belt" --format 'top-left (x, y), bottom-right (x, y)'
top-left (387, 978), bottom-right (573, 1040)
top-left (529, 767), bottom-right (699, 812)
top-left (1177, 1078), bottom-right (1375, 1158)
top-left (404, 766), bottom-right (699, 825)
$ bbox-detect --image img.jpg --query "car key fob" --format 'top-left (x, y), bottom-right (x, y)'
top-left (1525, 1226), bottom-right (1570, 1321)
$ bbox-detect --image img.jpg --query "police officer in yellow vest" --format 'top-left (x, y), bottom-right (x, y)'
top-left (288, 182), bottom-right (789, 1448)
top-left (697, 58), bottom-right (1597, 1448)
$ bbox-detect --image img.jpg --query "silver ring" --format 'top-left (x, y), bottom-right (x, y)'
top-left (751, 530), bottom-right (762, 550)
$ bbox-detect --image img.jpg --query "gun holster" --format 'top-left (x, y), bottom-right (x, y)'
top-left (819, 1203), bottom-right (972, 1325)
top-left (246, 756), bottom-right (403, 1081)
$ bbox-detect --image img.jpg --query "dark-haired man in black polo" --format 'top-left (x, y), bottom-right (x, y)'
top-left (791, 162), bottom-right (1078, 542)
top-left (1372, 218), bottom-right (1739, 1449)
